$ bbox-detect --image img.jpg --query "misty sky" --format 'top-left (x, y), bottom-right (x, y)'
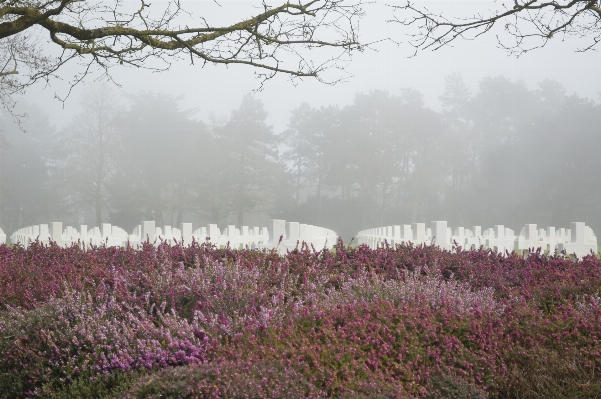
top-left (21, 0), bottom-right (601, 133)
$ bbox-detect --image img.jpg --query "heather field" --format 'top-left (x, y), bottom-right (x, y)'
top-left (1, 241), bottom-right (601, 398)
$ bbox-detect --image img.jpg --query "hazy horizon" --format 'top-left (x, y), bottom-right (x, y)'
top-left (1, 0), bottom-right (600, 242)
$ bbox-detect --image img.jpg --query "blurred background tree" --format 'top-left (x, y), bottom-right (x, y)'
top-left (3, 74), bottom-right (600, 242)
top-left (54, 85), bottom-right (120, 227)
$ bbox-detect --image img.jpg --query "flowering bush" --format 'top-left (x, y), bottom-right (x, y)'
top-left (0, 240), bottom-right (600, 397)
top-left (0, 291), bottom-right (207, 397)
top-left (317, 266), bottom-right (502, 315)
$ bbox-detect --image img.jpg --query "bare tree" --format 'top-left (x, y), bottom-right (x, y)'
top-left (0, 0), bottom-right (364, 112)
top-left (0, 34), bottom-right (52, 123)
top-left (391, 0), bottom-right (601, 55)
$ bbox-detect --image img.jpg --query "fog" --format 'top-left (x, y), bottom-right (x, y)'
top-left (1, 0), bottom-right (600, 242)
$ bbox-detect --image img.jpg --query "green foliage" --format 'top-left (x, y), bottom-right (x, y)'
top-left (124, 361), bottom-right (327, 399)
top-left (47, 370), bottom-right (145, 399)
top-left (504, 350), bottom-right (601, 398)
top-left (426, 374), bottom-right (487, 399)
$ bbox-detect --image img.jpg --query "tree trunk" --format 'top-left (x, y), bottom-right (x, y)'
top-left (295, 154), bottom-right (302, 205)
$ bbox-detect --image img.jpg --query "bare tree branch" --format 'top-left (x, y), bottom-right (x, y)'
top-left (390, 0), bottom-right (601, 56)
top-left (0, 0), bottom-right (365, 116)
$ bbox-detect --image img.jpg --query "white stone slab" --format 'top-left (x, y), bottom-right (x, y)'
top-left (51, 222), bottom-right (63, 242)
top-left (269, 219), bottom-right (286, 244)
top-left (412, 223), bottom-right (426, 245)
top-left (431, 221), bottom-right (451, 250)
top-left (141, 221), bottom-right (155, 243)
top-left (181, 223), bottom-right (192, 244)
top-left (558, 222), bottom-right (598, 258)
top-left (286, 222), bottom-right (300, 242)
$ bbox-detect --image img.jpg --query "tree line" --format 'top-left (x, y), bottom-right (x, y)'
top-left (1, 75), bottom-right (600, 241)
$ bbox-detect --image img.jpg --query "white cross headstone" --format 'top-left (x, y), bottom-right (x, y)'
top-left (545, 227), bottom-right (557, 253)
top-left (51, 222), bottom-right (63, 243)
top-left (101, 223), bottom-right (112, 240)
top-left (269, 219), bottom-right (286, 245)
top-left (412, 223), bottom-right (426, 245)
top-left (163, 225), bottom-right (173, 240)
top-left (452, 227), bottom-right (466, 247)
top-left (401, 225), bottom-right (412, 243)
top-left (286, 222), bottom-right (300, 243)
top-left (431, 221), bottom-right (451, 250)
top-left (207, 224), bottom-right (220, 241)
top-left (181, 223), bottom-right (193, 244)
top-left (515, 224), bottom-right (542, 252)
top-left (487, 225), bottom-right (514, 254)
top-left (558, 222), bottom-right (598, 258)
top-left (465, 226), bottom-right (482, 250)
top-left (141, 221), bottom-right (156, 243)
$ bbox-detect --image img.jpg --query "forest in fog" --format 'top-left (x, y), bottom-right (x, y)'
top-left (1, 74), bottom-right (599, 241)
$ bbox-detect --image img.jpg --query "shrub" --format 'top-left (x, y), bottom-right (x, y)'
top-left (1, 241), bottom-right (601, 397)
top-left (44, 370), bottom-right (145, 399)
top-left (124, 360), bottom-right (327, 399)
top-left (0, 291), bottom-right (207, 397)
top-left (426, 373), bottom-right (487, 399)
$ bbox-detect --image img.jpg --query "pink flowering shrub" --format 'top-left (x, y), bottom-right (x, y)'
top-left (316, 266), bottom-right (502, 315)
top-left (215, 298), bottom-right (601, 397)
top-left (0, 290), bottom-right (207, 397)
top-left (0, 240), bottom-right (600, 397)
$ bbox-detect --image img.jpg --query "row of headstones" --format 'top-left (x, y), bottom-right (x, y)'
top-left (356, 221), bottom-right (598, 258)
top-left (269, 219), bottom-right (338, 251)
top-left (6, 219), bottom-right (338, 253)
